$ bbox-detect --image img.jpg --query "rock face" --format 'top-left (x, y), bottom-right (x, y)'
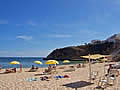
top-left (46, 33), bottom-right (120, 60)
top-left (47, 45), bottom-right (88, 59)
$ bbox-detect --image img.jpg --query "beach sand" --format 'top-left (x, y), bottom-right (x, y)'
top-left (0, 62), bottom-right (119, 90)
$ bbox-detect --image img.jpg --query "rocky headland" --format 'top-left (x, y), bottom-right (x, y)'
top-left (46, 34), bottom-right (120, 61)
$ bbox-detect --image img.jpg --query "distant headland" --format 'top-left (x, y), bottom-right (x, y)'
top-left (45, 34), bottom-right (120, 61)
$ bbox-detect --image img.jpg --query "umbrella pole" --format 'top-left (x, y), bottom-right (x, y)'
top-left (104, 57), bottom-right (105, 76)
top-left (89, 54), bottom-right (92, 82)
top-left (55, 64), bottom-right (56, 72)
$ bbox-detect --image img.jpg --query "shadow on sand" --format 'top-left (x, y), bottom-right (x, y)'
top-left (63, 81), bottom-right (94, 89)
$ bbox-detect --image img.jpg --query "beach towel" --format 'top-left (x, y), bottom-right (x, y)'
top-left (54, 75), bottom-right (69, 79)
top-left (54, 76), bottom-right (64, 79)
top-left (25, 78), bottom-right (40, 81)
top-left (64, 75), bottom-right (69, 78)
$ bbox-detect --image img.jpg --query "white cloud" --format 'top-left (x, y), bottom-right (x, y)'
top-left (49, 34), bottom-right (72, 38)
top-left (16, 35), bottom-right (33, 40)
top-left (0, 20), bottom-right (8, 24)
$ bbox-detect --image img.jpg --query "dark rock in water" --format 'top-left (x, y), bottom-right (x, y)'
top-left (46, 33), bottom-right (120, 61)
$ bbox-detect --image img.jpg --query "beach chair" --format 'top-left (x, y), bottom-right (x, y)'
top-left (96, 72), bottom-right (116, 89)
top-left (91, 71), bottom-right (99, 81)
top-left (109, 69), bottom-right (119, 77)
top-left (107, 72), bottom-right (116, 86)
top-left (96, 76), bottom-right (109, 89)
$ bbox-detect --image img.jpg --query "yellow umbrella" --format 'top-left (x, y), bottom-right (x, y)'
top-left (80, 54), bottom-right (109, 59)
top-left (63, 60), bottom-right (70, 63)
top-left (9, 61), bottom-right (20, 64)
top-left (101, 58), bottom-right (108, 63)
top-left (34, 61), bottom-right (42, 64)
top-left (45, 60), bottom-right (59, 65)
top-left (80, 54), bottom-right (110, 82)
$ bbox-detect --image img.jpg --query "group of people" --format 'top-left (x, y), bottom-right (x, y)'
top-left (44, 65), bottom-right (56, 73)
top-left (106, 64), bottom-right (120, 77)
top-left (29, 65), bottom-right (39, 72)
top-left (76, 63), bottom-right (85, 68)
top-left (5, 68), bottom-right (16, 73)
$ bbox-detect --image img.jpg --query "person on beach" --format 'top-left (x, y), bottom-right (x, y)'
top-left (5, 68), bottom-right (16, 73)
top-left (31, 65), bottom-right (38, 69)
top-left (44, 65), bottom-right (53, 73)
top-left (76, 64), bottom-right (81, 68)
top-left (107, 64), bottom-right (113, 74)
top-left (0, 64), bottom-right (1, 71)
top-left (31, 65), bottom-right (35, 69)
top-left (48, 65), bottom-right (52, 71)
top-left (82, 63), bottom-right (85, 67)
top-left (29, 65), bottom-right (38, 72)
top-left (52, 65), bottom-right (56, 70)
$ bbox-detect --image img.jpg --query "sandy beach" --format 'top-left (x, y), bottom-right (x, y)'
top-left (0, 62), bottom-right (119, 90)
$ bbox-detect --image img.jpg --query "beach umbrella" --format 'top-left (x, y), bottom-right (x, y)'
top-left (34, 61), bottom-right (42, 64)
top-left (45, 60), bottom-right (59, 65)
top-left (45, 60), bottom-right (59, 78)
top-left (63, 60), bottom-right (70, 63)
top-left (45, 60), bottom-right (59, 89)
top-left (9, 61), bottom-right (20, 64)
top-left (80, 54), bottom-right (109, 59)
top-left (80, 54), bottom-right (110, 82)
top-left (45, 60), bottom-right (59, 73)
top-left (9, 61), bottom-right (21, 72)
top-left (101, 58), bottom-right (108, 63)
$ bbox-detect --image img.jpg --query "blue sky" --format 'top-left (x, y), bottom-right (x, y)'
top-left (0, 0), bottom-right (120, 57)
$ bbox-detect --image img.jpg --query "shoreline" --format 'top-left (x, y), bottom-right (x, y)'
top-left (0, 61), bottom-right (85, 69)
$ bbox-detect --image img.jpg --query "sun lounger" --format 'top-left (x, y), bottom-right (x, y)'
top-left (96, 76), bottom-right (109, 89)
top-left (96, 73), bottom-right (116, 89)
top-left (91, 71), bottom-right (99, 80)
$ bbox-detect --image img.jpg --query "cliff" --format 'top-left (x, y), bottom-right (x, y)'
top-left (46, 34), bottom-right (120, 61)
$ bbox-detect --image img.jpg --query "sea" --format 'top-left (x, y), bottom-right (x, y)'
top-left (0, 57), bottom-right (84, 69)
